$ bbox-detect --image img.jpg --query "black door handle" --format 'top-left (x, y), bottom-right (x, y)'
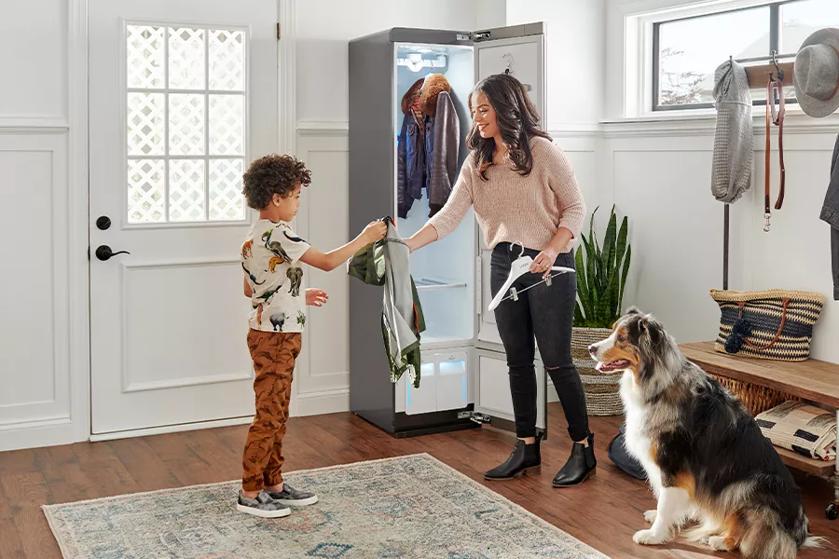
top-left (95, 245), bottom-right (130, 261)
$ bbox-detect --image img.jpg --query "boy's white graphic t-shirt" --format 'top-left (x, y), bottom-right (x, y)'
top-left (241, 219), bottom-right (311, 332)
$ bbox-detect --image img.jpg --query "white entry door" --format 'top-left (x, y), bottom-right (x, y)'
top-left (89, 0), bottom-right (278, 434)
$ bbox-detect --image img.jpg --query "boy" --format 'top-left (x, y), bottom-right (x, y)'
top-left (238, 154), bottom-right (386, 517)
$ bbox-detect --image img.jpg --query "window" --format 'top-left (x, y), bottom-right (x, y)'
top-left (652, 0), bottom-right (839, 111)
top-left (125, 23), bottom-right (247, 224)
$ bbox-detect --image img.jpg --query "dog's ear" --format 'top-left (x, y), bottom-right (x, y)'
top-left (616, 307), bottom-right (643, 329)
top-left (639, 313), bottom-right (665, 346)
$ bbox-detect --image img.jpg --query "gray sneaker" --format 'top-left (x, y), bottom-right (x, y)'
top-left (266, 484), bottom-right (318, 507)
top-left (236, 490), bottom-right (291, 518)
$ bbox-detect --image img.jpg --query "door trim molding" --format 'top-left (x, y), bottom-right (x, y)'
top-left (0, 117), bottom-right (69, 131)
top-left (0, 415), bottom-right (72, 430)
top-left (117, 257), bottom-right (244, 394)
top-left (70, 0), bottom-right (92, 445)
top-left (89, 415), bottom-right (254, 442)
top-left (124, 372), bottom-right (253, 393)
top-left (119, 256), bottom-right (240, 269)
top-left (278, 0), bottom-right (296, 155)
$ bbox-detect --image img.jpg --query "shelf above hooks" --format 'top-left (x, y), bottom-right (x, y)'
top-left (745, 61), bottom-right (794, 87)
top-left (730, 51), bottom-right (795, 87)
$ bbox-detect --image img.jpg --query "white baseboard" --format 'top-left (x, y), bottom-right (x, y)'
top-left (0, 387), bottom-right (555, 451)
top-left (290, 389), bottom-right (350, 417)
top-left (59, 391), bottom-right (351, 445)
top-left (0, 418), bottom-right (83, 452)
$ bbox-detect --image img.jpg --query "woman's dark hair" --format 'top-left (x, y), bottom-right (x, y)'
top-left (467, 73), bottom-right (551, 180)
top-left (242, 154), bottom-right (311, 210)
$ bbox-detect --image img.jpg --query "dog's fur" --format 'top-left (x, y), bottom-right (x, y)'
top-left (589, 308), bottom-right (821, 558)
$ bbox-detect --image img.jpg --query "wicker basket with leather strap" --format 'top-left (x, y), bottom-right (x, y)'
top-left (709, 289), bottom-right (825, 361)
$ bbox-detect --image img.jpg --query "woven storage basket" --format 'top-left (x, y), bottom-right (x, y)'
top-left (571, 327), bottom-right (622, 416)
top-left (709, 374), bottom-right (799, 416)
top-left (709, 289), bottom-right (825, 361)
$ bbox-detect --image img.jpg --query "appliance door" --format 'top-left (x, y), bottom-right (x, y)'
top-left (473, 23), bottom-right (549, 437)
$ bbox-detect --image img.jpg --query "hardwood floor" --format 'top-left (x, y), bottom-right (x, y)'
top-left (1, 405), bottom-right (837, 558)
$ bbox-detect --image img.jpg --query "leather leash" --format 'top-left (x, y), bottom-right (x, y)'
top-left (764, 75), bottom-right (785, 232)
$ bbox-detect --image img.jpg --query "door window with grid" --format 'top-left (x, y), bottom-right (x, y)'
top-left (125, 23), bottom-right (248, 224)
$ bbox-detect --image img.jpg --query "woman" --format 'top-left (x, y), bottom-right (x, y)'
top-left (405, 73), bottom-right (595, 487)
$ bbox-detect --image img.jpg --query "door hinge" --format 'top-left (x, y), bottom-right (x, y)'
top-left (276, 22), bottom-right (281, 40)
top-left (475, 255), bottom-right (482, 317)
top-left (472, 30), bottom-right (492, 42)
top-left (458, 410), bottom-right (491, 424)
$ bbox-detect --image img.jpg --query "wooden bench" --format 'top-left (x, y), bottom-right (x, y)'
top-left (680, 341), bottom-right (839, 519)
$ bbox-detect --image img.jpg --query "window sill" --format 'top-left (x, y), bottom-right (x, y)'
top-left (600, 110), bottom-right (839, 138)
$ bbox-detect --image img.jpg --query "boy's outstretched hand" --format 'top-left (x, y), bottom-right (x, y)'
top-left (362, 220), bottom-right (388, 244)
top-left (306, 288), bottom-right (329, 307)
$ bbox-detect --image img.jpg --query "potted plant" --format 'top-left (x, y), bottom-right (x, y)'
top-left (572, 205), bottom-right (631, 416)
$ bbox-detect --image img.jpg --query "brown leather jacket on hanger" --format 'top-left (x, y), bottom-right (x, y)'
top-left (420, 74), bottom-right (460, 217)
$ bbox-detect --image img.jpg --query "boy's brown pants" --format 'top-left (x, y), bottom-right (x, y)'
top-left (242, 329), bottom-right (302, 492)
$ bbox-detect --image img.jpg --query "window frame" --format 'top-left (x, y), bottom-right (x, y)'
top-left (650, 0), bottom-right (818, 112)
top-left (122, 20), bottom-right (251, 228)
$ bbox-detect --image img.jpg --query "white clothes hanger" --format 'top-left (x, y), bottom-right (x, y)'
top-left (502, 53), bottom-right (532, 91)
top-left (487, 242), bottom-right (575, 312)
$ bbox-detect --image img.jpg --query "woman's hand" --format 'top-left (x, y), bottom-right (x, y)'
top-left (530, 247), bottom-right (558, 278)
top-left (306, 288), bottom-right (329, 307)
top-left (362, 220), bottom-right (388, 244)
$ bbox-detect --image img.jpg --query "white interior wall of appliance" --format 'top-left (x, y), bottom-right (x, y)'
top-left (394, 43), bottom-right (476, 343)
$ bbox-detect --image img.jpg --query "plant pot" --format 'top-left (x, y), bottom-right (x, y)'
top-left (571, 326), bottom-right (623, 416)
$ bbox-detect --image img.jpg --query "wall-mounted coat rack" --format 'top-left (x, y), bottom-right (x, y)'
top-left (720, 50), bottom-right (793, 289)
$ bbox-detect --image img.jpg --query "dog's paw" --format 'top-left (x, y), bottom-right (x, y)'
top-left (633, 528), bottom-right (669, 545)
top-left (643, 510), bottom-right (657, 524)
top-left (708, 536), bottom-right (734, 551)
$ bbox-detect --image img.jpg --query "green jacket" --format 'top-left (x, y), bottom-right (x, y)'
top-left (348, 224), bottom-right (426, 388)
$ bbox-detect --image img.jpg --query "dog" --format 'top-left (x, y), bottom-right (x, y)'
top-left (588, 308), bottom-right (822, 559)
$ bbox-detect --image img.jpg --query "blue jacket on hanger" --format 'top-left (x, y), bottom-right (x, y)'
top-left (398, 74), bottom-right (460, 219)
top-left (397, 110), bottom-right (425, 218)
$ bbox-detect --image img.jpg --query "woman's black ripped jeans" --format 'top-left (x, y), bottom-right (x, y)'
top-left (490, 242), bottom-right (590, 441)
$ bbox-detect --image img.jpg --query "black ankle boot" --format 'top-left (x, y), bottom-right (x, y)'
top-left (552, 433), bottom-right (596, 487)
top-left (484, 439), bottom-right (541, 481)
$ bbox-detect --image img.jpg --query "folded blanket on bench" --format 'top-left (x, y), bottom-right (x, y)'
top-left (756, 401), bottom-right (836, 461)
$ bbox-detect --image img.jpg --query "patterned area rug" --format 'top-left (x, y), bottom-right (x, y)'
top-left (43, 453), bottom-right (606, 559)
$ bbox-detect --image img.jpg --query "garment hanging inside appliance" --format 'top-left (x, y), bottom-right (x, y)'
top-left (396, 45), bottom-right (468, 220)
top-left (393, 42), bottom-right (475, 343)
